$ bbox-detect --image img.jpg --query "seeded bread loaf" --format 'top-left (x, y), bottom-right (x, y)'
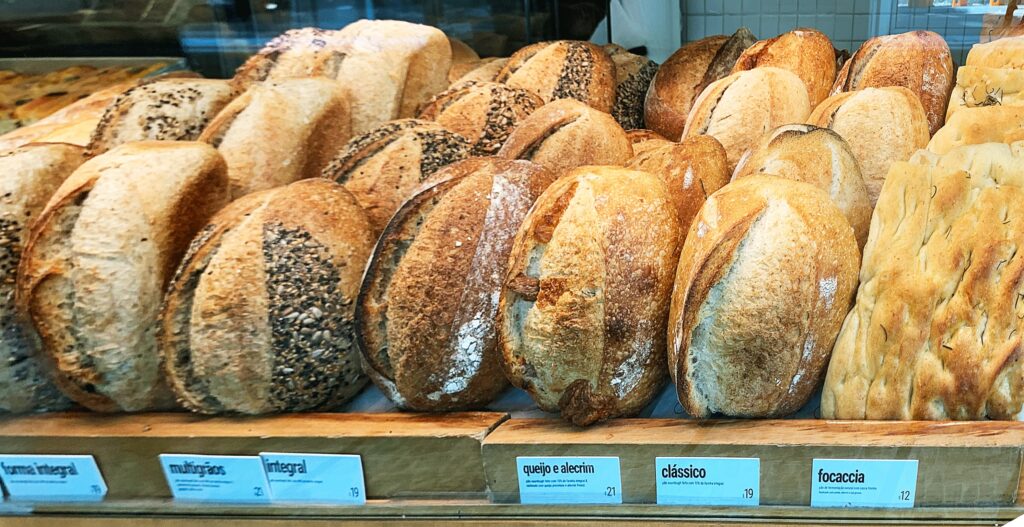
top-left (495, 41), bottom-right (615, 113)
top-left (682, 67), bottom-right (810, 172)
top-left (161, 179), bottom-right (374, 414)
top-left (734, 124), bottom-right (871, 248)
top-left (947, 65), bottom-right (1024, 121)
top-left (88, 79), bottom-right (238, 155)
top-left (731, 28), bottom-right (838, 108)
top-left (603, 44), bottom-right (658, 130)
top-left (357, 158), bottom-right (555, 411)
top-left (670, 175), bottom-right (859, 418)
top-left (322, 119), bottom-right (471, 234)
top-left (200, 78), bottom-right (351, 199)
top-left (498, 166), bottom-right (682, 426)
top-left (0, 144), bottom-right (84, 413)
top-left (831, 31), bottom-right (954, 135)
top-left (625, 129), bottom-right (672, 155)
top-left (232, 28), bottom-right (348, 89)
top-left (966, 36), bottom-right (1024, 69)
top-left (498, 99), bottom-right (632, 173)
top-left (16, 141), bottom-right (230, 412)
top-left (808, 87), bottom-right (929, 205)
top-left (418, 81), bottom-right (543, 155)
top-left (928, 106), bottom-right (1024, 154)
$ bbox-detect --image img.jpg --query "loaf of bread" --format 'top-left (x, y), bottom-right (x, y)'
top-left (455, 58), bottom-right (508, 84)
top-left (200, 78), bottom-right (350, 199)
top-left (323, 119), bottom-right (471, 234)
top-left (16, 142), bottom-right (230, 412)
top-left (495, 41), bottom-right (615, 112)
top-left (418, 81), bottom-right (543, 155)
top-left (823, 142), bottom-right (1024, 420)
top-left (232, 28), bottom-right (348, 88)
top-left (604, 44), bottom-right (658, 130)
top-left (808, 87), bottom-right (929, 205)
top-left (161, 179), bottom-right (373, 414)
top-left (670, 175), bottom-right (859, 418)
top-left (966, 36), bottom-right (1024, 69)
top-left (0, 82), bottom-right (132, 152)
top-left (732, 28), bottom-right (837, 107)
top-left (357, 158), bottom-right (555, 411)
top-left (831, 31), bottom-right (954, 135)
top-left (626, 129), bottom-right (672, 155)
top-left (644, 29), bottom-right (756, 140)
top-left (0, 144), bottom-right (84, 413)
top-left (499, 166), bottom-right (681, 426)
top-left (734, 124), bottom-right (871, 247)
top-left (929, 106), bottom-right (1024, 154)
top-left (498, 99), bottom-right (632, 173)
top-left (947, 65), bottom-right (1024, 120)
top-left (682, 67), bottom-right (810, 172)
top-left (88, 79), bottom-right (238, 155)
top-left (625, 135), bottom-right (729, 232)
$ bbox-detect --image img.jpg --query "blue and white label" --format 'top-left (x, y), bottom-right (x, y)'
top-left (0, 454), bottom-right (106, 500)
top-left (811, 459), bottom-right (918, 508)
top-left (159, 454), bottom-right (271, 503)
top-left (516, 456), bottom-right (622, 504)
top-left (655, 457), bottom-right (759, 506)
top-left (259, 453), bottom-right (365, 504)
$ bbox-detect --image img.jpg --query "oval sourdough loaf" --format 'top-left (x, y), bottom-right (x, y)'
top-left (161, 179), bottom-right (374, 414)
top-left (495, 40), bottom-right (616, 113)
top-left (498, 166), bottom-right (681, 426)
top-left (682, 67), bottom-right (810, 172)
top-left (731, 28), bottom-right (838, 108)
top-left (498, 99), bottom-right (632, 173)
top-left (418, 81), bottom-right (543, 156)
top-left (670, 175), bottom-right (859, 418)
top-left (928, 106), bottom-right (1024, 154)
top-left (808, 87), bottom-right (929, 205)
top-left (16, 141), bottom-right (230, 412)
top-left (322, 119), bottom-right (471, 234)
top-left (357, 158), bottom-right (555, 411)
top-left (823, 142), bottom-right (1024, 420)
top-left (603, 44), bottom-right (659, 130)
top-left (88, 79), bottom-right (238, 155)
top-left (831, 30), bottom-right (954, 135)
top-left (200, 78), bottom-right (350, 200)
top-left (0, 144), bottom-right (84, 413)
top-left (733, 124), bottom-right (871, 248)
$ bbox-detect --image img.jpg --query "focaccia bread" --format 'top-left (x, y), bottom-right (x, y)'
top-left (822, 142), bottom-right (1024, 420)
top-left (966, 36), bottom-right (1024, 70)
top-left (495, 41), bottom-right (616, 112)
top-left (947, 65), bottom-right (1024, 121)
top-left (731, 28), bottom-right (838, 107)
top-left (928, 106), bottom-right (1024, 154)
top-left (418, 81), bottom-right (543, 155)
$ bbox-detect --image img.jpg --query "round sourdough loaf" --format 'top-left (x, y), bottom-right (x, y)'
top-left (603, 44), bottom-right (659, 130)
top-left (731, 28), bottom-right (838, 108)
top-left (669, 175), bottom-right (859, 418)
top-left (16, 141), bottom-right (230, 412)
top-left (733, 124), bottom-right (871, 248)
top-left (808, 86), bottom-right (929, 205)
top-left (495, 40), bottom-right (616, 112)
top-left (161, 179), bottom-right (373, 414)
top-left (418, 81), bottom-right (543, 155)
top-left (626, 129), bottom-right (673, 156)
top-left (682, 67), bottom-right (810, 172)
top-left (322, 119), bottom-right (471, 234)
top-left (0, 144), bottom-right (84, 413)
top-left (357, 158), bottom-right (555, 411)
top-left (498, 166), bottom-right (682, 426)
top-left (498, 99), bottom-right (632, 173)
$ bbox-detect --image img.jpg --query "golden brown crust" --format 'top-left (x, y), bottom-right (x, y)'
top-left (929, 106), bottom-right (1024, 155)
top-left (455, 58), bottom-right (509, 84)
top-left (643, 35), bottom-right (728, 140)
top-left (625, 129), bottom-right (672, 156)
top-left (731, 28), bottom-right (837, 108)
top-left (418, 81), bottom-right (543, 155)
top-left (496, 41), bottom-right (616, 113)
top-left (603, 44), bottom-right (659, 130)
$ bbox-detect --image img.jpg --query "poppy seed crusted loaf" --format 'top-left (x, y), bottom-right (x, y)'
top-left (418, 81), bottom-right (543, 156)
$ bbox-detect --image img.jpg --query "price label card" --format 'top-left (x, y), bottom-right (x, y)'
top-left (0, 455), bottom-right (107, 500)
top-left (655, 457), bottom-right (760, 506)
top-left (259, 453), bottom-right (365, 504)
top-left (516, 456), bottom-right (622, 504)
top-left (159, 454), bottom-right (271, 502)
top-left (811, 459), bottom-right (918, 508)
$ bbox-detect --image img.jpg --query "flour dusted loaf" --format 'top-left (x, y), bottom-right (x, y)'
top-left (161, 179), bottom-right (373, 414)
top-left (734, 124), bottom-right (871, 248)
top-left (808, 87), bottom-right (929, 205)
top-left (495, 40), bottom-right (616, 112)
top-left (670, 175), bottom-right (859, 418)
top-left (823, 142), bottom-right (1024, 420)
top-left (357, 158), bottom-right (555, 411)
top-left (16, 142), bottom-right (229, 412)
top-left (200, 78), bottom-right (350, 199)
top-left (0, 144), bottom-right (84, 413)
top-left (928, 106), bottom-right (1024, 154)
top-left (603, 44), bottom-right (658, 130)
top-left (322, 119), bottom-right (471, 234)
top-left (88, 79), bottom-right (238, 155)
top-left (498, 99), bottom-right (632, 173)
top-left (498, 166), bottom-right (681, 426)
top-left (682, 67), bottom-right (810, 172)
top-left (418, 81), bottom-right (543, 155)
top-left (731, 28), bottom-right (838, 107)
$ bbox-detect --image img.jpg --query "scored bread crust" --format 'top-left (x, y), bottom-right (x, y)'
top-left (497, 99), bottom-right (633, 173)
top-left (643, 35), bottom-right (728, 141)
top-left (356, 158), bottom-right (555, 411)
top-left (625, 129), bottom-right (672, 156)
top-left (496, 41), bottom-right (616, 113)
top-left (16, 141), bottom-right (229, 412)
top-left (928, 106), bottom-right (1024, 155)
top-left (498, 166), bottom-right (681, 426)
top-left (731, 28), bottom-right (837, 108)
top-left (231, 28), bottom-right (349, 89)
top-left (603, 44), bottom-right (659, 130)
top-left (418, 81), bottom-right (543, 155)
top-left (161, 179), bottom-right (373, 414)
top-left (670, 175), bottom-right (859, 418)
